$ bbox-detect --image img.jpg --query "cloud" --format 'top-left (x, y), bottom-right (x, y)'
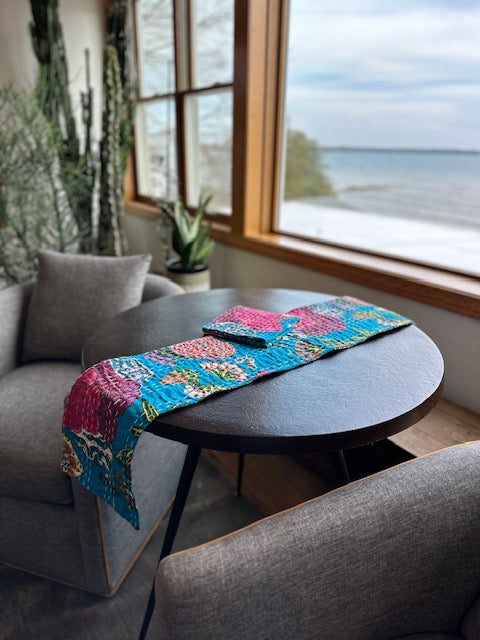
top-left (285, 1), bottom-right (480, 148)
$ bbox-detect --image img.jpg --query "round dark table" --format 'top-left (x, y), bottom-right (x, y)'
top-left (83, 288), bottom-right (444, 454)
top-left (83, 289), bottom-right (443, 640)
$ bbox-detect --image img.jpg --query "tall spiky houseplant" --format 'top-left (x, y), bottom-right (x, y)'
top-left (97, 0), bottom-right (136, 256)
top-left (0, 84), bottom-right (79, 284)
top-left (0, 1), bottom-right (136, 283)
top-left (29, 0), bottom-right (95, 254)
top-left (28, 0), bottom-right (135, 258)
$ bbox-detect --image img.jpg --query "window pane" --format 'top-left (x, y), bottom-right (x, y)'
top-left (135, 100), bottom-right (178, 200)
top-left (137, 0), bottom-right (175, 96)
top-left (191, 0), bottom-right (234, 88)
top-left (278, 0), bottom-right (480, 275)
top-left (185, 89), bottom-right (232, 213)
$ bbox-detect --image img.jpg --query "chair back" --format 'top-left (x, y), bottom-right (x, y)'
top-left (151, 443), bottom-right (480, 640)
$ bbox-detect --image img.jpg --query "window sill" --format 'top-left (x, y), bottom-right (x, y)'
top-left (125, 200), bottom-right (480, 319)
top-left (211, 228), bottom-right (480, 320)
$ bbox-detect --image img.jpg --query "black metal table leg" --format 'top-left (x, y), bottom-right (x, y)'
top-left (138, 445), bottom-right (201, 640)
top-left (237, 452), bottom-right (245, 497)
top-left (332, 449), bottom-right (351, 485)
top-left (160, 445), bottom-right (201, 559)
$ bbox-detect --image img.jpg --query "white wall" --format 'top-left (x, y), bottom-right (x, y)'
top-left (125, 212), bottom-right (480, 414)
top-left (124, 213), bottom-right (168, 274)
top-left (0, 0), bottom-right (36, 86)
top-left (0, 0), bottom-right (104, 139)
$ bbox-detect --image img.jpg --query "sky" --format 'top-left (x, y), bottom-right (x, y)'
top-left (285, 0), bottom-right (480, 151)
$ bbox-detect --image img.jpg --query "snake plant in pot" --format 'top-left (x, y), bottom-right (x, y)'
top-left (158, 193), bottom-right (215, 292)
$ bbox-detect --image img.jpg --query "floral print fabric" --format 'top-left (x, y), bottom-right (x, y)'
top-left (202, 306), bottom-right (300, 347)
top-left (62, 296), bottom-right (411, 529)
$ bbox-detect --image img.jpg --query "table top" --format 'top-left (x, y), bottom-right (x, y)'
top-left (82, 288), bottom-right (444, 454)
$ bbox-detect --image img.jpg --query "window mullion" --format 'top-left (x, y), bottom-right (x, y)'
top-left (173, 0), bottom-right (188, 91)
top-left (186, 0), bottom-right (195, 89)
top-left (261, 0), bottom-right (287, 235)
top-left (173, 0), bottom-right (188, 203)
top-left (232, 0), bottom-right (283, 236)
top-left (132, 0), bottom-right (145, 98)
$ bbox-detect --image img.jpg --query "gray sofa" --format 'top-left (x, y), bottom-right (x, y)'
top-left (151, 443), bottom-right (480, 640)
top-left (0, 264), bottom-right (187, 596)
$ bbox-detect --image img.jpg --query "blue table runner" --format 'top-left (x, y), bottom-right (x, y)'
top-left (62, 296), bottom-right (411, 528)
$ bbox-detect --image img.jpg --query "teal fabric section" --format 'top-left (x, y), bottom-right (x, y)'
top-left (61, 296), bottom-right (411, 528)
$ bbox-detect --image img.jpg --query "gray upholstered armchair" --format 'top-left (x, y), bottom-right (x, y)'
top-left (151, 443), bottom-right (480, 640)
top-left (0, 251), bottom-right (187, 596)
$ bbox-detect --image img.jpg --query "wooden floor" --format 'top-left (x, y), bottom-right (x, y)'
top-left (207, 398), bottom-right (480, 517)
top-left (206, 450), bottom-right (334, 516)
top-left (388, 398), bottom-right (480, 457)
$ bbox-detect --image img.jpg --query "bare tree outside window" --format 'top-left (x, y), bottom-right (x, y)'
top-left (137, 0), bottom-right (175, 96)
top-left (191, 0), bottom-right (234, 89)
top-left (185, 90), bottom-right (232, 211)
top-left (134, 0), bottom-right (234, 212)
top-left (137, 100), bottom-right (178, 199)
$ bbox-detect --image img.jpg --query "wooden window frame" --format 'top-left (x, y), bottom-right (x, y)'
top-left (132, 0), bottom-right (234, 213)
top-left (127, 0), bottom-right (480, 319)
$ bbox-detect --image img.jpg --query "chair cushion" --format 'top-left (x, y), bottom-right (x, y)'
top-left (22, 251), bottom-right (151, 362)
top-left (0, 361), bottom-right (81, 504)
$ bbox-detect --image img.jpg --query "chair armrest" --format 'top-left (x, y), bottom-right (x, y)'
top-left (151, 443), bottom-right (480, 640)
top-left (0, 281), bottom-right (34, 376)
top-left (142, 273), bottom-right (184, 302)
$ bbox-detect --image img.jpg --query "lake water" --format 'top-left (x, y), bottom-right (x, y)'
top-left (315, 149), bottom-right (480, 230)
top-left (279, 148), bottom-right (480, 275)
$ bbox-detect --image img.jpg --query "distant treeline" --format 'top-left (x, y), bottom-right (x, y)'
top-left (321, 146), bottom-right (480, 155)
top-left (284, 129), bottom-right (334, 199)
